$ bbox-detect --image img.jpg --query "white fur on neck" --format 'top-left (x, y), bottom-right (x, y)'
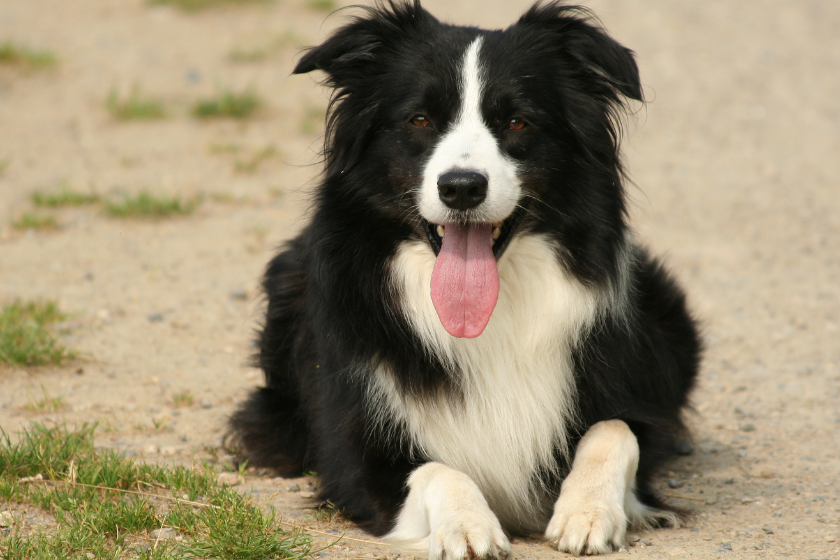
top-left (375, 233), bottom-right (601, 530)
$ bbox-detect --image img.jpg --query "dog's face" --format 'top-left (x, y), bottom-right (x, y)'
top-left (295, 1), bottom-right (641, 336)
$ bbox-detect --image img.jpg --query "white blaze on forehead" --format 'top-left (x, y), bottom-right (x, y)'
top-left (418, 37), bottom-right (521, 225)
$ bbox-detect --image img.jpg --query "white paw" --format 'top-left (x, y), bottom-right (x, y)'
top-left (545, 492), bottom-right (626, 556)
top-left (429, 513), bottom-right (511, 560)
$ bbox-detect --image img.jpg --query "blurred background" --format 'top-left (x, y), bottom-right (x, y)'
top-left (0, 0), bottom-right (838, 557)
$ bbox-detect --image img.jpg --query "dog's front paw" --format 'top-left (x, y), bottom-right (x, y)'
top-left (429, 514), bottom-right (511, 560)
top-left (545, 492), bottom-right (626, 556)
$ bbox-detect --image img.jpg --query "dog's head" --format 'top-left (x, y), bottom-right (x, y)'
top-left (295, 0), bottom-right (642, 337)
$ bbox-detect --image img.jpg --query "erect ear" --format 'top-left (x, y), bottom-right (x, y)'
top-left (518, 2), bottom-right (643, 102)
top-left (292, 0), bottom-right (433, 82)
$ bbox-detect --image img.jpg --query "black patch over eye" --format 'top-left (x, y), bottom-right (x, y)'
top-left (411, 115), bottom-right (431, 127)
top-left (508, 117), bottom-right (526, 130)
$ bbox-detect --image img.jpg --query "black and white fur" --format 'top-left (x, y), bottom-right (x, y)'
top-left (230, 1), bottom-right (701, 557)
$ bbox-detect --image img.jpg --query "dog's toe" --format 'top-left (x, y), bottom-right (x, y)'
top-left (430, 518), bottom-right (510, 560)
top-left (546, 502), bottom-right (625, 556)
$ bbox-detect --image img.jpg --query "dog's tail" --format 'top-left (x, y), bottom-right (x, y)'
top-left (227, 386), bottom-right (309, 476)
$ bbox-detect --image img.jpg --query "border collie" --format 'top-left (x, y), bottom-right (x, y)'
top-left (230, 1), bottom-right (701, 556)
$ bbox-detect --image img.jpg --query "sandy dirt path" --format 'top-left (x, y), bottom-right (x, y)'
top-left (1, 1), bottom-right (838, 558)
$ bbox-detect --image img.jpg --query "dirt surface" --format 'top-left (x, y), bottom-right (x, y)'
top-left (1, 0), bottom-right (839, 558)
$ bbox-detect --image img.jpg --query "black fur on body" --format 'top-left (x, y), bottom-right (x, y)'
top-left (230, 0), bottom-right (701, 537)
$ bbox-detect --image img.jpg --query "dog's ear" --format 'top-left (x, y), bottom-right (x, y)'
top-left (518, 2), bottom-right (642, 102)
top-left (293, 0), bottom-right (433, 82)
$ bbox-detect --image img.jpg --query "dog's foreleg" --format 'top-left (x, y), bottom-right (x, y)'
top-left (545, 419), bottom-right (652, 555)
top-left (384, 462), bottom-right (511, 560)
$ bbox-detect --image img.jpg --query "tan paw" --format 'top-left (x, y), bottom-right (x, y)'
top-left (545, 498), bottom-right (626, 555)
top-left (429, 515), bottom-right (511, 560)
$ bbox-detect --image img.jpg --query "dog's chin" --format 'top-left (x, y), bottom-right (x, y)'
top-left (422, 207), bottom-right (525, 260)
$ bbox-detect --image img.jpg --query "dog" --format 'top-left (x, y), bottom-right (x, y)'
top-left (230, 1), bottom-right (701, 557)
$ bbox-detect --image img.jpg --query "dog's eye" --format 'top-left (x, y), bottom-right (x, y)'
top-left (411, 115), bottom-right (430, 127)
top-left (508, 117), bottom-right (526, 131)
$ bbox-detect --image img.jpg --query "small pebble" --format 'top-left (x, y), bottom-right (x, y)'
top-left (179, 434), bottom-right (188, 442)
top-left (741, 497), bottom-right (753, 504)
top-left (722, 477), bottom-right (735, 484)
top-left (639, 539), bottom-right (653, 546)
top-left (85, 553), bottom-right (95, 560)
top-left (201, 400), bottom-right (213, 409)
top-left (230, 289), bottom-right (248, 301)
top-left (287, 483), bottom-right (301, 492)
top-left (674, 439), bottom-right (694, 455)
top-left (217, 472), bottom-right (243, 486)
top-left (144, 445), bottom-right (158, 455)
top-left (739, 424), bottom-right (756, 432)
top-left (151, 527), bottom-right (178, 540)
top-left (123, 449), bottom-right (137, 457)
top-left (299, 491), bottom-right (315, 499)
top-left (762, 527), bottom-right (774, 534)
top-left (147, 313), bottom-right (164, 323)
top-left (667, 478), bottom-right (685, 489)
top-left (718, 542), bottom-right (733, 551)
top-left (0, 511), bottom-right (14, 527)
top-left (134, 543), bottom-right (151, 554)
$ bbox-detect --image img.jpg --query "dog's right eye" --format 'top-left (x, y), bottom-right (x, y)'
top-left (410, 115), bottom-right (430, 127)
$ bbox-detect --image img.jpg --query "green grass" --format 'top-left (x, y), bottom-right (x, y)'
top-left (104, 192), bottom-right (201, 218)
top-left (25, 386), bottom-right (65, 413)
top-left (11, 213), bottom-right (57, 231)
top-left (0, 300), bottom-right (74, 367)
top-left (306, 0), bottom-right (335, 11)
top-left (193, 89), bottom-right (261, 119)
top-left (234, 145), bottom-right (276, 173)
top-left (170, 390), bottom-right (194, 408)
top-left (0, 424), bottom-right (313, 560)
top-left (148, 0), bottom-right (274, 11)
top-left (0, 42), bottom-right (56, 69)
top-left (107, 87), bottom-right (167, 121)
top-left (31, 186), bottom-right (100, 208)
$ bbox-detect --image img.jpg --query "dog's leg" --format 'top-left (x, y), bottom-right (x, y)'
top-left (384, 462), bottom-right (511, 560)
top-left (545, 419), bottom-right (667, 555)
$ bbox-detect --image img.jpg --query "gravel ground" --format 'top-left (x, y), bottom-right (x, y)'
top-left (1, 1), bottom-right (838, 558)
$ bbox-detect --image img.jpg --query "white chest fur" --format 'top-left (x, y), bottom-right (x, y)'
top-left (374, 234), bottom-right (601, 529)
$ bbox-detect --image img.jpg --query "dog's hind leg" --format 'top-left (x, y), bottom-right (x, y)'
top-left (384, 463), bottom-right (511, 560)
top-left (545, 420), bottom-right (675, 555)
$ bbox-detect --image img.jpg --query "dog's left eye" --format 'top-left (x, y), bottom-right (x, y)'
top-left (411, 115), bottom-right (431, 127)
top-left (508, 117), bottom-right (526, 131)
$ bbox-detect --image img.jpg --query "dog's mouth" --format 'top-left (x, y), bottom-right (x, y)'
top-left (422, 209), bottom-right (524, 339)
top-left (423, 207), bottom-right (523, 260)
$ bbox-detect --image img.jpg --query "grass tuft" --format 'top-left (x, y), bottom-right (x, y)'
top-left (31, 185), bottom-right (100, 208)
top-left (0, 424), bottom-right (313, 560)
top-left (193, 89), bottom-right (261, 119)
top-left (306, 0), bottom-right (336, 11)
top-left (170, 390), bottom-right (194, 408)
top-left (107, 87), bottom-right (167, 121)
top-left (11, 213), bottom-right (57, 231)
top-left (0, 300), bottom-right (74, 367)
top-left (148, 0), bottom-right (274, 11)
top-left (104, 192), bottom-right (201, 218)
top-left (235, 145), bottom-right (276, 173)
top-left (0, 42), bottom-right (56, 69)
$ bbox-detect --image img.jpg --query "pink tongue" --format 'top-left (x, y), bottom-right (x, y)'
top-left (430, 222), bottom-right (500, 338)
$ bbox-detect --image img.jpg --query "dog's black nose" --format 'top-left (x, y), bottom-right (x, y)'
top-left (438, 171), bottom-right (488, 211)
